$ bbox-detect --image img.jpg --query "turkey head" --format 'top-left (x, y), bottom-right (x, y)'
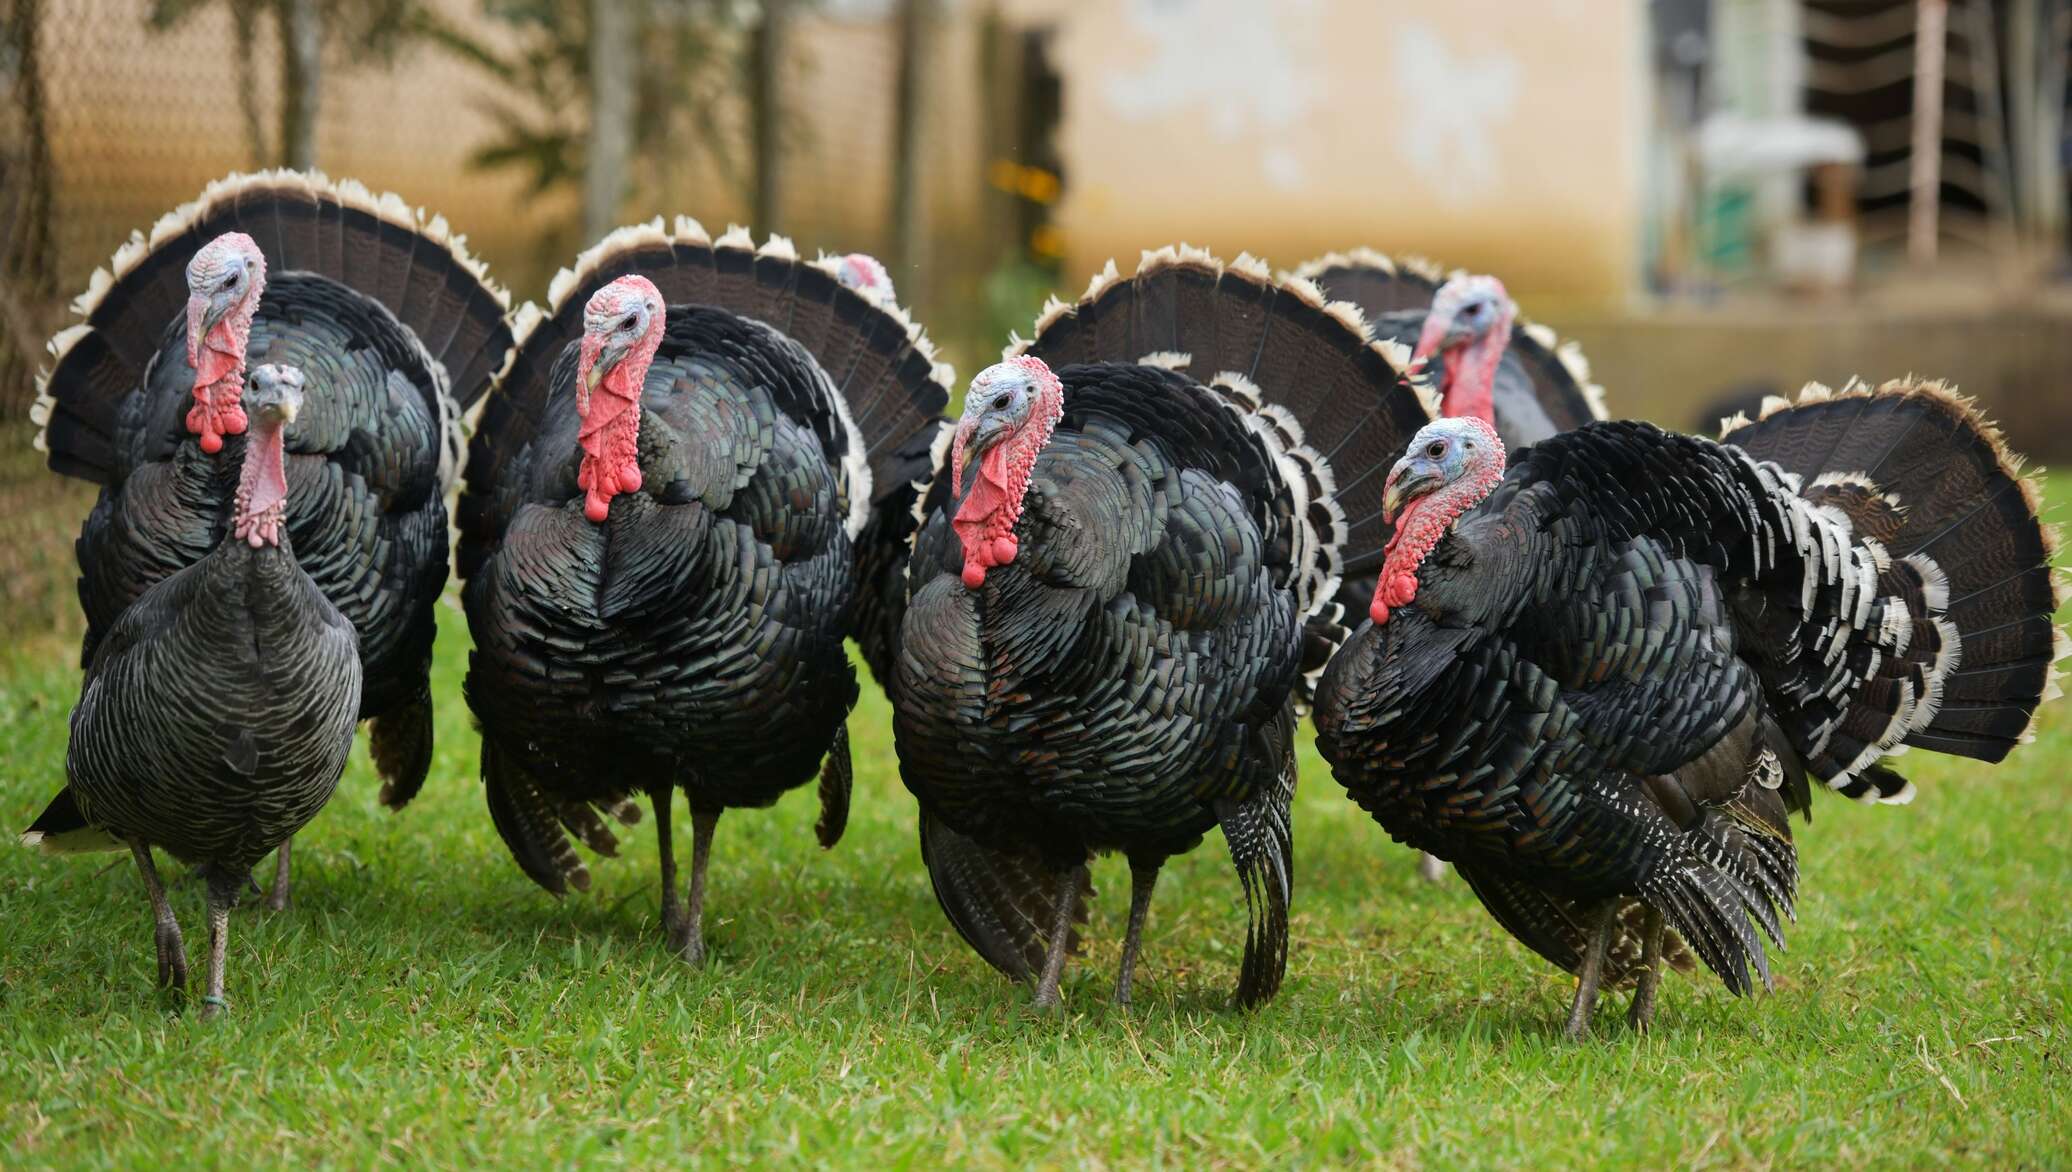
top-left (1371, 415), bottom-right (1505, 624)
top-left (1411, 274), bottom-right (1514, 426)
top-left (183, 232), bottom-right (268, 454)
top-left (574, 275), bottom-right (665, 523)
top-left (234, 363), bottom-right (304, 548)
top-left (950, 355), bottom-right (1062, 589)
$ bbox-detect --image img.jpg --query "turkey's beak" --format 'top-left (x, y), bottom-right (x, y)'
top-left (584, 343), bottom-right (626, 396)
top-left (1382, 459), bottom-right (1442, 522)
top-left (1409, 310), bottom-right (1458, 369)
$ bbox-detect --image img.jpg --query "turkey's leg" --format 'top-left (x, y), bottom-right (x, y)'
top-left (651, 787), bottom-right (689, 954)
top-left (264, 837), bottom-right (293, 912)
top-left (1031, 866), bottom-right (1084, 1012)
top-left (1563, 899), bottom-right (1618, 1041)
top-left (200, 872), bottom-right (236, 1019)
top-left (680, 807), bottom-right (721, 966)
top-left (1417, 852), bottom-right (1447, 883)
top-left (1626, 904), bottom-right (1667, 1033)
top-left (1113, 859), bottom-right (1162, 1007)
top-left (131, 840), bottom-right (188, 991)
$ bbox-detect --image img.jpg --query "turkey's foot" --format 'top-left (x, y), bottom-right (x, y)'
top-left (1031, 866), bottom-right (1085, 1013)
top-left (1417, 852), bottom-right (1447, 883)
top-left (675, 807), bottom-right (720, 966)
top-left (200, 881), bottom-right (234, 1020)
top-left (1626, 904), bottom-right (1666, 1033)
top-left (263, 839), bottom-right (292, 912)
top-left (130, 841), bottom-right (189, 992)
top-left (1562, 899), bottom-right (1618, 1042)
top-left (1113, 860), bottom-right (1161, 1008)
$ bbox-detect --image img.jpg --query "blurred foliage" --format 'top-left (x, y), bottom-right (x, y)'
top-left (409, 0), bottom-right (752, 215)
top-left (979, 249), bottom-right (1053, 345)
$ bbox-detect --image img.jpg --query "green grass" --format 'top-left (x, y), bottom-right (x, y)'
top-left (2, 503), bottom-right (2069, 1170)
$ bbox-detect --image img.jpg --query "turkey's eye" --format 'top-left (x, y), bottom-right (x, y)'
top-left (1425, 440), bottom-right (1446, 459)
top-left (991, 393), bottom-right (1013, 411)
top-left (619, 314), bottom-right (639, 332)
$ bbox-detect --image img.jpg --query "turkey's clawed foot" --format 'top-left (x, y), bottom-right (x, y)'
top-left (1626, 905), bottom-right (1666, 1033)
top-left (1562, 900), bottom-right (1618, 1042)
top-left (1030, 867), bottom-right (1085, 1013)
top-left (199, 893), bottom-right (233, 1020)
top-left (153, 918), bottom-right (189, 991)
top-left (673, 808), bottom-right (720, 967)
top-left (1113, 862), bottom-right (1160, 1008)
top-left (263, 839), bottom-right (292, 912)
top-left (1417, 852), bottom-right (1446, 883)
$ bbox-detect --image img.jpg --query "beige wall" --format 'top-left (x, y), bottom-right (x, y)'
top-left (1035, 0), bottom-right (1645, 304)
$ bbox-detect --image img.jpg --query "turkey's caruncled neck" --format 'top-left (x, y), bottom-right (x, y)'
top-left (233, 418), bottom-right (290, 548)
top-left (1437, 316), bottom-right (1511, 427)
top-left (576, 349), bottom-right (653, 523)
top-left (952, 388), bottom-right (1061, 590)
top-left (186, 304), bottom-right (254, 455)
top-left (1370, 443), bottom-right (1506, 626)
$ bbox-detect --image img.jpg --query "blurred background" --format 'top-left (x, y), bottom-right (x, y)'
top-left (3, 0), bottom-right (2071, 633)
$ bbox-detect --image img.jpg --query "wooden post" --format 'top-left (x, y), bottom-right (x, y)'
top-left (890, 0), bottom-right (934, 296)
top-left (585, 0), bottom-right (635, 242)
top-left (277, 0), bottom-right (321, 169)
top-left (1909, 0), bottom-right (1949, 265)
top-left (749, 0), bottom-right (791, 229)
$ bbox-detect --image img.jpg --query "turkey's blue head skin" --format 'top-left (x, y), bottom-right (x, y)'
top-left (1372, 416), bottom-right (1506, 624)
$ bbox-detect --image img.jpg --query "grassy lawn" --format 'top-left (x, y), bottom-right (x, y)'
top-left (1, 484), bottom-right (2067, 1170)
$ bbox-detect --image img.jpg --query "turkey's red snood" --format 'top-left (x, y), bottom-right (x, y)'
top-left (951, 357), bottom-right (1062, 590)
top-left (1371, 418), bottom-right (1505, 626)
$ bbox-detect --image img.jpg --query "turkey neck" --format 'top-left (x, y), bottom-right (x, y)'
top-left (1438, 317), bottom-right (1511, 426)
top-left (234, 415), bottom-right (290, 549)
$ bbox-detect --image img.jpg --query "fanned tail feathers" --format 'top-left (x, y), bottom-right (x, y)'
top-left (1007, 245), bottom-right (1433, 693)
top-left (1721, 379), bottom-right (2066, 801)
top-left (35, 169), bottom-right (514, 484)
top-left (462, 220), bottom-right (951, 687)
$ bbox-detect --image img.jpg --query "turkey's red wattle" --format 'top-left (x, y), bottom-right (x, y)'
top-left (234, 417), bottom-right (290, 548)
top-left (577, 363), bottom-right (644, 523)
top-left (184, 297), bottom-right (255, 455)
top-left (952, 444), bottom-right (1027, 588)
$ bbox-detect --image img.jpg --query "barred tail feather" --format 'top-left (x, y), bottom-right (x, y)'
top-left (918, 813), bottom-right (1090, 982)
top-left (1724, 379), bottom-right (2065, 795)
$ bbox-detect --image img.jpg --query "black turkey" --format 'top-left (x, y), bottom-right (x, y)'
top-left (30, 170), bottom-right (512, 906)
top-left (1313, 380), bottom-right (2065, 1038)
top-left (892, 247), bottom-right (1432, 1009)
top-left (1295, 249), bottom-right (1606, 451)
top-left (458, 220), bottom-right (949, 962)
top-left (23, 364), bottom-right (363, 1016)
top-left (1297, 249), bottom-right (1612, 884)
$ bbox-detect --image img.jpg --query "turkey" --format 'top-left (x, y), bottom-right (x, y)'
top-left (29, 170), bottom-right (512, 907)
top-left (22, 365), bottom-right (362, 1016)
top-left (1313, 379), bottom-right (2065, 1038)
top-left (892, 247), bottom-right (1432, 1009)
top-left (1295, 249), bottom-right (1606, 451)
top-left (1298, 251), bottom-right (1612, 882)
top-left (457, 219), bottom-right (950, 962)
